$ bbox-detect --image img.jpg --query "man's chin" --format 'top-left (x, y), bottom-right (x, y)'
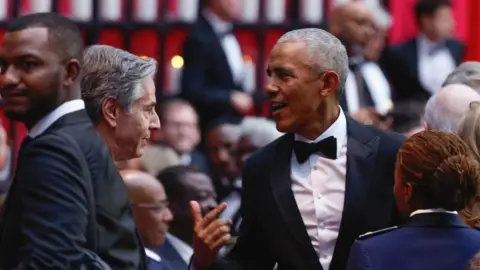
top-left (4, 110), bottom-right (29, 122)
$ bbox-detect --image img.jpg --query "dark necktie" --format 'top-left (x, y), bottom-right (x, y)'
top-left (293, 136), bottom-right (337, 164)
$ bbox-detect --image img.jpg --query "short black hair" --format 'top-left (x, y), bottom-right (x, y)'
top-left (157, 165), bottom-right (202, 202)
top-left (414, 0), bottom-right (452, 21)
top-left (6, 12), bottom-right (83, 63)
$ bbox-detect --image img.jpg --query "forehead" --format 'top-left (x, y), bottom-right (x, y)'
top-left (165, 104), bottom-right (197, 120)
top-left (0, 27), bottom-right (54, 59)
top-left (136, 77), bottom-right (156, 103)
top-left (144, 181), bottom-right (167, 202)
top-left (269, 41), bottom-right (311, 69)
top-left (344, 3), bottom-right (373, 21)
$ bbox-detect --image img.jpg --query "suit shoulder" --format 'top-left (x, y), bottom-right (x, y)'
top-left (245, 134), bottom-right (288, 167)
top-left (357, 226), bottom-right (399, 240)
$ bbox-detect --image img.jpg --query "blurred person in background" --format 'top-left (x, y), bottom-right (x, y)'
top-left (347, 131), bottom-right (480, 270)
top-left (470, 252), bottom-right (480, 270)
top-left (0, 124), bottom-right (11, 196)
top-left (387, 0), bottom-right (464, 102)
top-left (220, 117), bottom-right (282, 237)
top-left (384, 101), bottom-right (425, 137)
top-left (423, 84), bottom-right (480, 132)
top-left (442, 61), bottom-right (480, 92)
top-left (0, 13), bottom-right (144, 269)
top-left (181, 0), bottom-right (260, 130)
top-left (330, 1), bottom-right (392, 129)
top-left (157, 166), bottom-right (217, 270)
top-left (457, 104), bottom-right (480, 228)
top-left (204, 117), bottom-right (241, 200)
top-left (81, 45), bottom-right (160, 162)
top-left (121, 170), bottom-right (174, 270)
top-left (152, 98), bottom-right (210, 174)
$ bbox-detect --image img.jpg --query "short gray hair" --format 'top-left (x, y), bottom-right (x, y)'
top-left (81, 45), bottom-right (157, 123)
top-left (424, 84), bottom-right (480, 133)
top-left (276, 28), bottom-right (349, 96)
top-left (442, 61), bottom-right (480, 92)
top-left (239, 117), bottom-right (283, 148)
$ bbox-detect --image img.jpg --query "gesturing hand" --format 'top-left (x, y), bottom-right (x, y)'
top-left (191, 201), bottom-right (232, 269)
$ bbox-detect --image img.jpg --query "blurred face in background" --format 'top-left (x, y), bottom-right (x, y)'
top-left (207, 0), bottom-right (242, 21)
top-left (332, 2), bottom-right (376, 47)
top-left (364, 29), bottom-right (386, 62)
top-left (235, 135), bottom-right (256, 171)
top-left (160, 104), bottom-right (200, 154)
top-left (205, 124), bottom-right (239, 179)
top-left (420, 5), bottom-right (454, 40)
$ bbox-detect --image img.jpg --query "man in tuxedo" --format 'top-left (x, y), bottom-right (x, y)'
top-left (81, 45), bottom-right (161, 161)
top-left (190, 28), bottom-right (406, 270)
top-left (121, 170), bottom-right (174, 270)
top-left (0, 13), bottom-right (147, 269)
top-left (386, 0), bottom-right (464, 102)
top-left (180, 0), bottom-right (256, 129)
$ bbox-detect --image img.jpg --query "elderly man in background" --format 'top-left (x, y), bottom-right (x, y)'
top-left (423, 84), bottom-right (480, 132)
top-left (220, 117), bottom-right (282, 246)
top-left (121, 170), bottom-right (174, 270)
top-left (81, 45), bottom-right (161, 161)
top-left (442, 61), bottom-right (480, 92)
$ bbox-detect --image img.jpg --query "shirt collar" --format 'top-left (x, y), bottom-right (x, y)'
top-left (165, 233), bottom-right (193, 264)
top-left (202, 9), bottom-right (233, 36)
top-left (29, 99), bottom-right (85, 138)
top-left (418, 34), bottom-right (446, 54)
top-left (294, 106), bottom-right (347, 158)
top-left (144, 248), bottom-right (162, 262)
top-left (410, 208), bottom-right (457, 217)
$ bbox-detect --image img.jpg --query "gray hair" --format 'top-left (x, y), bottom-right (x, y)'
top-left (276, 28), bottom-right (349, 96)
top-left (239, 117), bottom-right (283, 148)
top-left (424, 84), bottom-right (480, 133)
top-left (81, 45), bottom-right (157, 123)
top-left (442, 61), bottom-right (480, 92)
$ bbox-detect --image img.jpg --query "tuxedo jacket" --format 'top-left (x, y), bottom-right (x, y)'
top-left (0, 110), bottom-right (147, 269)
top-left (210, 117), bottom-right (406, 270)
top-left (347, 213), bottom-right (480, 270)
top-left (384, 38), bottom-right (465, 102)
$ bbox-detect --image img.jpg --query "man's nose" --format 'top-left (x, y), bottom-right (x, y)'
top-left (150, 111), bottom-right (161, 130)
top-left (1, 67), bottom-right (20, 88)
top-left (265, 83), bottom-right (279, 97)
top-left (163, 207), bottom-right (173, 223)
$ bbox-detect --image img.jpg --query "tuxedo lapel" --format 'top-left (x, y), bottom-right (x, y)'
top-left (406, 39), bottom-right (419, 79)
top-left (269, 134), bottom-right (322, 269)
top-left (331, 117), bottom-right (379, 268)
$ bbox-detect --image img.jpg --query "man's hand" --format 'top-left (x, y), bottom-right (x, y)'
top-left (231, 91), bottom-right (253, 115)
top-left (350, 107), bottom-right (391, 129)
top-left (191, 201), bottom-right (232, 269)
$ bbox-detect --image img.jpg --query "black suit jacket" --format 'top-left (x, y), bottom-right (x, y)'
top-left (0, 110), bottom-right (147, 269)
top-left (157, 239), bottom-right (188, 270)
top-left (384, 38), bottom-right (465, 102)
top-left (210, 117), bottom-right (406, 270)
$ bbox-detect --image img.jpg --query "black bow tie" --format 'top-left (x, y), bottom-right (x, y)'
top-left (293, 136), bottom-right (337, 163)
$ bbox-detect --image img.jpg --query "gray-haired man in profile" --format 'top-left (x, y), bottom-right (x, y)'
top-left (81, 45), bottom-right (161, 161)
top-left (442, 61), bottom-right (480, 93)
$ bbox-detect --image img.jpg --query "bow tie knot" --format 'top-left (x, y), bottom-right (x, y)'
top-left (293, 136), bottom-right (337, 164)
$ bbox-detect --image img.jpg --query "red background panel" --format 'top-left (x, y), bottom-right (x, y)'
top-left (98, 30), bottom-right (125, 49)
top-left (130, 30), bottom-right (160, 59)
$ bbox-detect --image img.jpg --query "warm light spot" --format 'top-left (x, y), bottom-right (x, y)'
top-left (139, 55), bottom-right (150, 60)
top-left (171, 55), bottom-right (184, 69)
top-left (243, 55), bottom-right (253, 63)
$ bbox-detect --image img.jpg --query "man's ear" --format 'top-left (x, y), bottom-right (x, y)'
top-left (102, 97), bottom-right (120, 128)
top-left (63, 58), bottom-right (81, 88)
top-left (320, 71), bottom-right (340, 97)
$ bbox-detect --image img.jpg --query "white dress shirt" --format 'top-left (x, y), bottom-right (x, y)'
top-left (203, 9), bottom-right (245, 85)
top-left (417, 35), bottom-right (456, 95)
top-left (29, 99), bottom-right (85, 138)
top-left (145, 248), bottom-right (162, 262)
top-left (166, 232), bottom-right (193, 265)
top-left (291, 108), bottom-right (348, 270)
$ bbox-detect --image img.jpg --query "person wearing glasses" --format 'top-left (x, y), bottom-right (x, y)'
top-left (121, 170), bottom-right (174, 270)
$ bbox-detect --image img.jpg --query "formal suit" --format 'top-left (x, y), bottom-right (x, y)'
top-left (146, 248), bottom-right (169, 270)
top-left (180, 12), bottom-right (263, 128)
top-left (181, 149), bottom-right (212, 176)
top-left (347, 212), bottom-right (480, 270)
top-left (0, 100), bottom-right (147, 269)
top-left (158, 233), bottom-right (191, 270)
top-left (385, 37), bottom-right (465, 102)
top-left (208, 114), bottom-right (406, 270)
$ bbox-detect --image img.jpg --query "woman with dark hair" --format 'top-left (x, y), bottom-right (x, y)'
top-left (347, 130), bottom-right (480, 270)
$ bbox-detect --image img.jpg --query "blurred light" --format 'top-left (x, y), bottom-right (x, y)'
top-left (243, 55), bottom-right (253, 63)
top-left (171, 55), bottom-right (184, 69)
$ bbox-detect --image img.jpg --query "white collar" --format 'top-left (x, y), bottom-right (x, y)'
top-left (294, 106), bottom-right (347, 158)
top-left (144, 248), bottom-right (162, 262)
top-left (29, 99), bottom-right (85, 138)
top-left (202, 9), bottom-right (233, 36)
top-left (417, 34), bottom-right (446, 54)
top-left (166, 233), bottom-right (193, 264)
top-left (410, 208), bottom-right (457, 217)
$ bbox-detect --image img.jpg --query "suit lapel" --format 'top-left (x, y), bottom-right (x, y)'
top-left (331, 118), bottom-right (379, 268)
top-left (270, 134), bottom-right (322, 269)
top-left (406, 39), bottom-right (419, 79)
